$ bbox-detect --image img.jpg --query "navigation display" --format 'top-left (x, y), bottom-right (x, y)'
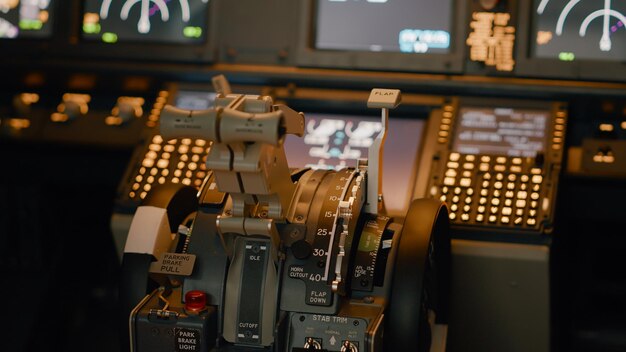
top-left (284, 113), bottom-right (424, 214)
top-left (82, 0), bottom-right (209, 44)
top-left (533, 0), bottom-right (626, 61)
top-left (314, 0), bottom-right (453, 54)
top-left (452, 107), bottom-right (548, 157)
top-left (0, 0), bottom-right (54, 39)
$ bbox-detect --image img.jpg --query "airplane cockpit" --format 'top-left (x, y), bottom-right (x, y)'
top-left (1, 1), bottom-right (625, 351)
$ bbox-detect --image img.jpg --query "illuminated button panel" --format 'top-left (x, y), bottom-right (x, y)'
top-left (435, 152), bottom-right (545, 229)
top-left (437, 104), bottom-right (455, 144)
top-left (146, 90), bottom-right (169, 128)
top-left (128, 134), bottom-right (210, 201)
top-left (552, 110), bottom-right (566, 151)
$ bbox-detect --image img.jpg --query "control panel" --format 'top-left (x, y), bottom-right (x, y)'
top-left (571, 100), bottom-right (626, 178)
top-left (113, 85), bottom-right (219, 213)
top-left (423, 98), bottom-right (567, 242)
top-left (0, 75), bottom-right (158, 148)
top-left (118, 134), bottom-right (209, 207)
top-left (120, 85), bottom-right (451, 352)
top-left (2, 1), bottom-right (626, 352)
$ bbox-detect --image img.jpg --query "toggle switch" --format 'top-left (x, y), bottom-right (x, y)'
top-left (105, 96), bottom-right (145, 126)
top-left (12, 93), bottom-right (39, 117)
top-left (51, 93), bottom-right (91, 123)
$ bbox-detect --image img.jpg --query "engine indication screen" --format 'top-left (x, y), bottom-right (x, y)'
top-left (452, 107), bottom-right (548, 157)
top-left (533, 0), bottom-right (626, 61)
top-left (314, 0), bottom-right (453, 54)
top-left (82, 0), bottom-right (209, 44)
top-left (284, 113), bottom-right (424, 214)
top-left (0, 0), bottom-right (54, 39)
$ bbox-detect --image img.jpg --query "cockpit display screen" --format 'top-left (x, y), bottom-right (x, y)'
top-left (533, 0), bottom-right (626, 61)
top-left (174, 90), bottom-right (216, 110)
top-left (82, 0), bottom-right (209, 44)
top-left (284, 112), bottom-right (424, 214)
top-left (0, 0), bottom-right (54, 39)
top-left (314, 0), bottom-right (453, 54)
top-left (452, 107), bottom-right (548, 157)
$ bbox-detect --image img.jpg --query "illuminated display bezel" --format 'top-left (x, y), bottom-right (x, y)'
top-left (452, 97), bottom-right (558, 155)
top-left (69, 0), bottom-right (217, 63)
top-left (278, 92), bottom-right (431, 217)
top-left (452, 106), bottom-right (549, 157)
top-left (285, 110), bottom-right (425, 217)
top-left (0, 1), bottom-right (57, 40)
top-left (0, 1), bottom-right (66, 62)
top-left (515, 0), bottom-right (626, 82)
top-left (294, 0), bottom-right (467, 74)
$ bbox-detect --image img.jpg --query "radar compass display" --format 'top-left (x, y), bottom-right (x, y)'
top-left (82, 0), bottom-right (209, 44)
top-left (533, 0), bottom-right (626, 61)
top-left (0, 0), bottom-right (54, 39)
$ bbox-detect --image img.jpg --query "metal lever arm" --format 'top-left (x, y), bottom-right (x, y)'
top-left (366, 88), bottom-right (401, 214)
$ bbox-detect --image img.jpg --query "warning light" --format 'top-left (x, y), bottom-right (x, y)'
top-left (536, 30), bottom-right (553, 45)
top-left (183, 26), bottom-right (202, 38)
top-left (102, 32), bottom-right (118, 44)
top-left (599, 123), bottom-right (614, 132)
top-left (558, 52), bottom-right (575, 61)
top-left (19, 19), bottom-right (43, 30)
top-left (184, 290), bottom-right (207, 313)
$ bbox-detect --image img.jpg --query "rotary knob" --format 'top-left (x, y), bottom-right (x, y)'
top-left (291, 239), bottom-right (312, 260)
top-left (341, 340), bottom-right (358, 352)
top-left (304, 337), bottom-right (321, 349)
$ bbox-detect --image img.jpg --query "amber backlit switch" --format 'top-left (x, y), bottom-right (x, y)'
top-left (51, 93), bottom-right (91, 123)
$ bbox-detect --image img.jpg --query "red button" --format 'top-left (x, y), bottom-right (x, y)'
top-left (185, 290), bottom-right (207, 312)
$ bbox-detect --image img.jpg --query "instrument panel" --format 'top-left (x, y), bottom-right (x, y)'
top-left (421, 98), bottom-right (567, 243)
top-left (297, 0), bottom-right (466, 72)
top-left (532, 0), bottom-right (626, 62)
top-left (81, 0), bottom-right (210, 44)
top-left (1, 0), bottom-right (625, 82)
top-left (0, 0), bottom-right (55, 39)
top-left (2, 1), bottom-right (626, 352)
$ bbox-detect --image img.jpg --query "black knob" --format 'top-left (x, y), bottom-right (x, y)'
top-left (342, 340), bottom-right (357, 352)
top-left (305, 337), bottom-right (321, 349)
top-left (535, 152), bottom-right (545, 167)
top-left (291, 240), bottom-right (312, 260)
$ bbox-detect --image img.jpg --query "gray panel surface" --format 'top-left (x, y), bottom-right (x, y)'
top-left (448, 239), bottom-right (550, 352)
